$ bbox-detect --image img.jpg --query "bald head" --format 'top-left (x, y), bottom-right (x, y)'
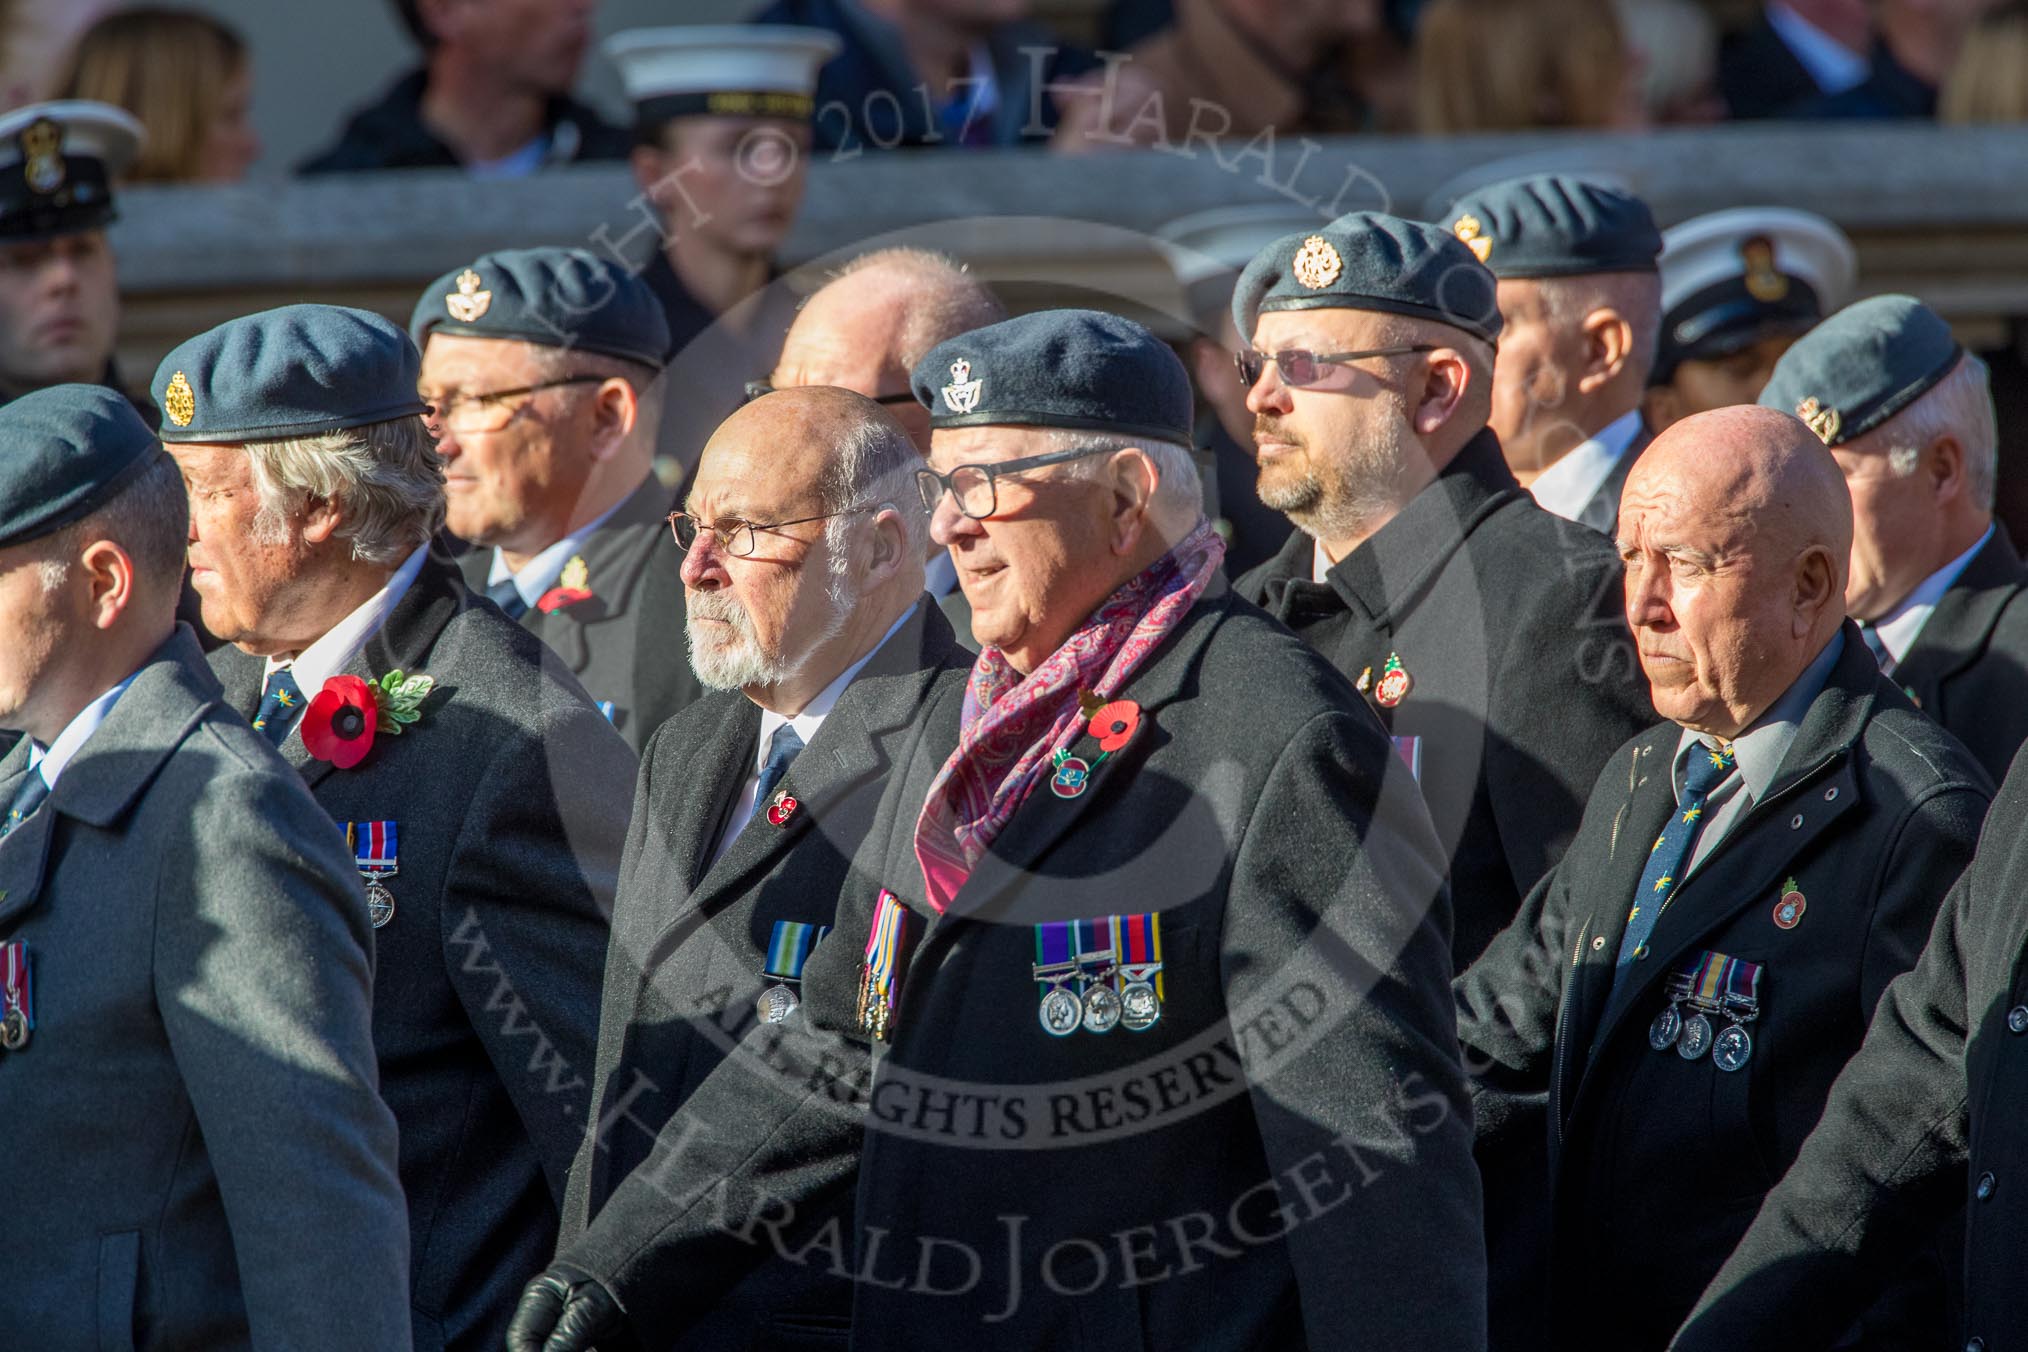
top-left (772, 249), bottom-right (1006, 455)
top-left (1617, 406), bottom-right (1852, 737)
top-left (681, 385), bottom-right (927, 713)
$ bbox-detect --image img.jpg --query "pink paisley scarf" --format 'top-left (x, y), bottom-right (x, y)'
top-left (913, 520), bottom-right (1226, 911)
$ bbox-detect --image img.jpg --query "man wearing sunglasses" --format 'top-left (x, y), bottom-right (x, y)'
top-left (753, 246), bottom-right (1009, 646)
top-left (414, 246), bottom-right (705, 753)
top-left (510, 385), bottom-right (969, 1352)
top-left (1231, 213), bottom-right (1651, 1352)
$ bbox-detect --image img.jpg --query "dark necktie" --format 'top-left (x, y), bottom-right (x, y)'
top-left (1856, 621), bottom-right (1894, 673)
top-left (1613, 741), bottom-right (1739, 986)
top-left (486, 578), bottom-right (530, 621)
top-left (2, 770), bottom-right (51, 838)
top-left (252, 667), bottom-right (306, 747)
top-left (752, 724), bottom-right (805, 820)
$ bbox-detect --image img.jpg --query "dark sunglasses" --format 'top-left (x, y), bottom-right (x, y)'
top-left (1234, 345), bottom-right (1439, 388)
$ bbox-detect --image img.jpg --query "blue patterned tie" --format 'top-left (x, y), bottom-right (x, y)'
top-left (752, 724), bottom-right (805, 820)
top-left (252, 667), bottom-right (305, 747)
top-left (1614, 741), bottom-right (1738, 979)
top-left (2, 770), bottom-right (51, 838)
top-left (485, 578), bottom-right (530, 621)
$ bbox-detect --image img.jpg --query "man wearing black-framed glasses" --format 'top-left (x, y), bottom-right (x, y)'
top-left (413, 246), bottom-right (705, 752)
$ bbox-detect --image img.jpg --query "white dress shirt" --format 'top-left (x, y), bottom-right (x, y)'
top-left (710, 603), bottom-right (918, 866)
top-left (486, 493), bottom-right (633, 611)
top-left (1870, 526), bottom-right (1996, 670)
top-left (26, 669), bottom-right (141, 790)
top-left (262, 545), bottom-right (430, 745)
top-left (1527, 409), bottom-right (1645, 525)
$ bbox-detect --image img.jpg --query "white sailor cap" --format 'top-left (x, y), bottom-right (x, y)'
top-left (0, 100), bottom-right (143, 241)
top-left (604, 26), bottom-right (842, 130)
top-left (1156, 204), bottom-right (1332, 333)
top-left (1652, 207), bottom-right (1857, 384)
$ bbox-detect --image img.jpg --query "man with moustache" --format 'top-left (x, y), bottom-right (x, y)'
top-left (0, 386), bottom-right (410, 1350)
top-left (1456, 406), bottom-right (1989, 1349)
top-left (1760, 294), bottom-right (2028, 785)
top-left (415, 245), bottom-right (702, 752)
top-left (756, 245), bottom-right (1007, 638)
top-left (512, 309), bottom-right (1485, 1350)
top-left (1441, 174), bottom-right (1663, 536)
top-left (1232, 211), bottom-right (1652, 966)
top-left (0, 101), bottom-right (150, 418)
top-left (154, 304), bottom-right (635, 1352)
top-left (508, 387), bottom-right (970, 1351)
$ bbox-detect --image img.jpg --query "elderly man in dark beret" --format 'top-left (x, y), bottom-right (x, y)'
top-left (415, 246), bottom-right (702, 752)
top-left (506, 307), bottom-right (1486, 1351)
top-left (1760, 293), bottom-right (2028, 785)
top-left (0, 386), bottom-right (409, 1347)
top-left (1441, 174), bottom-right (1664, 535)
top-left (153, 304), bottom-right (636, 1352)
top-left (1458, 405), bottom-right (1990, 1350)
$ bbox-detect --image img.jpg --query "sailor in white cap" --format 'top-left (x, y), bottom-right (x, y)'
top-left (605, 25), bottom-right (840, 491)
top-left (1641, 206), bottom-right (1857, 434)
top-left (1154, 204), bottom-right (1314, 575)
top-left (0, 100), bottom-right (147, 418)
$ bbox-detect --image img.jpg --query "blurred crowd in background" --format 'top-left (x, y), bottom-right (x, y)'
top-left (0, 0), bottom-right (2021, 187)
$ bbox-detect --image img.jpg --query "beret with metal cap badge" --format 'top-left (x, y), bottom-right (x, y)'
top-left (1233, 211), bottom-right (1502, 346)
top-left (1442, 174), bottom-right (1661, 280)
top-left (411, 247), bottom-right (673, 369)
top-left (1758, 295), bottom-right (1963, 448)
top-left (152, 304), bottom-right (431, 444)
top-left (0, 384), bottom-right (159, 550)
top-left (911, 309), bottom-right (1194, 445)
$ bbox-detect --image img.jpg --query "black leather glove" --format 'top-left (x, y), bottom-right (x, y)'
top-left (505, 1263), bottom-right (623, 1352)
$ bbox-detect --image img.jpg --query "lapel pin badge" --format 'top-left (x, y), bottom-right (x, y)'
top-left (1374, 652), bottom-right (1412, 707)
top-left (1772, 877), bottom-right (1806, 930)
top-left (766, 789), bottom-right (800, 827)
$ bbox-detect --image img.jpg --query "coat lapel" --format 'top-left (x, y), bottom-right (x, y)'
top-left (527, 474), bottom-right (676, 673)
top-left (1581, 629), bottom-right (1876, 1058)
top-left (1895, 527), bottom-right (2027, 702)
top-left (677, 702), bottom-right (763, 894)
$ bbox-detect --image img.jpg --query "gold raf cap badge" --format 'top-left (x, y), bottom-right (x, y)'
top-left (1451, 214), bottom-right (1493, 264)
top-left (164, 371), bottom-right (197, 428)
top-left (560, 555), bottom-right (589, 592)
top-left (1795, 396), bottom-right (1840, 445)
top-left (1292, 236), bottom-right (1343, 291)
top-left (19, 118), bottom-right (63, 196)
top-left (446, 268), bottom-right (493, 323)
top-left (1740, 237), bottom-right (1789, 303)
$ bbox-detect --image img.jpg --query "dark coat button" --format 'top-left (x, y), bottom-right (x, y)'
top-left (2010, 1005), bottom-right (2028, 1034)
top-left (1976, 1171), bottom-right (1997, 1201)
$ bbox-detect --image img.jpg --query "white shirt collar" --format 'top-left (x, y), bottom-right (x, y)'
top-left (1526, 409), bottom-right (1644, 523)
top-left (1765, 2), bottom-right (1869, 95)
top-left (1311, 536), bottom-right (1339, 584)
top-left (753, 602), bottom-right (918, 777)
top-left (486, 491), bottom-right (634, 608)
top-left (264, 545), bottom-right (430, 701)
top-left (1870, 525), bottom-right (1995, 665)
top-left (27, 668), bottom-right (142, 790)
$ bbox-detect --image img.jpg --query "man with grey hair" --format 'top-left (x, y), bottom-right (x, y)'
top-left (510, 386), bottom-right (970, 1351)
top-left (153, 304), bottom-right (636, 1352)
top-left (760, 245), bottom-right (1008, 641)
top-left (1761, 292), bottom-right (2028, 784)
top-left (1442, 174), bottom-right (1666, 535)
top-left (415, 246), bottom-right (701, 754)
top-left (0, 385), bottom-right (411, 1350)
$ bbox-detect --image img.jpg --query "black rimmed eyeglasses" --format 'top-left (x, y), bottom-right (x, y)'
top-left (425, 376), bottom-right (607, 434)
top-left (914, 443), bottom-right (1115, 520)
top-left (667, 502), bottom-right (877, 557)
top-left (1233, 345), bottom-right (1439, 389)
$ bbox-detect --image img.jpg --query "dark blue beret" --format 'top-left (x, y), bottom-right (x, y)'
top-left (0, 384), bottom-right (159, 549)
top-left (1232, 212), bottom-right (1501, 346)
top-left (1758, 295), bottom-right (1964, 447)
top-left (411, 247), bottom-right (673, 369)
top-left (1442, 175), bottom-right (1661, 280)
top-left (152, 304), bottom-right (431, 444)
top-left (911, 309), bottom-right (1193, 445)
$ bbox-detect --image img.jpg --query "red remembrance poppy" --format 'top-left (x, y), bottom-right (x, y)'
top-left (536, 586), bottom-right (594, 615)
top-left (302, 675), bottom-right (380, 769)
top-left (1090, 700), bottom-right (1142, 753)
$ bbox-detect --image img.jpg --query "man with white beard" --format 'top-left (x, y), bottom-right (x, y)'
top-left (513, 385), bottom-right (972, 1351)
